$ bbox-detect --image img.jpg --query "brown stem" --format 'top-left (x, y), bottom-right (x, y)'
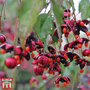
top-left (0, 0), bottom-right (6, 17)
top-left (69, 0), bottom-right (76, 22)
top-left (76, 3), bottom-right (90, 17)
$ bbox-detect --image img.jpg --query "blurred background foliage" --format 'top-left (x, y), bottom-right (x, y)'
top-left (0, 0), bottom-right (90, 90)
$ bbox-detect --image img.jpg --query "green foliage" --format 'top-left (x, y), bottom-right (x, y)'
top-left (17, 69), bottom-right (33, 84)
top-left (63, 0), bottom-right (74, 9)
top-left (52, 35), bottom-right (58, 43)
top-left (18, 0), bottom-right (45, 46)
top-left (0, 54), bottom-right (11, 70)
top-left (51, 0), bottom-right (63, 37)
top-left (18, 0), bottom-right (33, 22)
top-left (79, 0), bottom-right (90, 19)
top-left (34, 14), bottom-right (53, 42)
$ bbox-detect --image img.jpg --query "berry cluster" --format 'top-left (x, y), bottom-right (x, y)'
top-left (62, 9), bottom-right (90, 38)
top-left (55, 77), bottom-right (70, 87)
top-left (29, 77), bottom-right (39, 86)
top-left (64, 38), bottom-right (89, 51)
top-left (0, 9), bottom-right (90, 87)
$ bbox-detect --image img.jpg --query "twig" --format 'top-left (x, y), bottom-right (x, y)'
top-left (76, 3), bottom-right (90, 18)
top-left (0, 0), bottom-right (6, 17)
top-left (14, 18), bottom-right (19, 46)
top-left (69, 0), bottom-right (76, 22)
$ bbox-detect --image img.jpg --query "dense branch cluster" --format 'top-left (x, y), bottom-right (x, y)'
top-left (0, 9), bottom-right (90, 87)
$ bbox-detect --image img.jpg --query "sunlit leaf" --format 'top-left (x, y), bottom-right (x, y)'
top-left (34, 14), bottom-right (53, 42)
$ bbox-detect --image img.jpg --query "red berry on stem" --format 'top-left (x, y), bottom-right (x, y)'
top-left (63, 82), bottom-right (67, 86)
top-left (5, 57), bottom-right (17, 69)
top-left (85, 42), bottom-right (88, 47)
top-left (82, 61), bottom-right (85, 65)
top-left (80, 69), bottom-right (84, 73)
top-left (31, 52), bottom-right (35, 58)
top-left (65, 34), bottom-right (68, 37)
top-left (64, 54), bottom-right (68, 59)
top-left (73, 56), bottom-right (76, 59)
top-left (63, 28), bottom-right (67, 33)
top-left (67, 62), bottom-right (70, 66)
top-left (75, 35), bottom-right (79, 38)
top-left (68, 12), bottom-right (71, 17)
top-left (57, 57), bottom-right (60, 62)
top-left (67, 81), bottom-right (70, 84)
top-left (25, 46), bottom-right (30, 52)
top-left (86, 31), bottom-right (90, 36)
top-left (41, 75), bottom-right (47, 80)
top-left (56, 84), bottom-right (59, 87)
top-left (78, 44), bottom-right (82, 48)
top-left (17, 60), bottom-right (21, 65)
top-left (80, 21), bottom-right (84, 26)
top-left (14, 55), bottom-right (19, 60)
top-left (0, 48), bottom-right (6, 54)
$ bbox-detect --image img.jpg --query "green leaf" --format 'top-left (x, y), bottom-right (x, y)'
top-left (51, 0), bottom-right (63, 27)
top-left (18, 0), bottom-right (33, 22)
top-left (79, 0), bottom-right (90, 19)
top-left (18, 0), bottom-right (45, 46)
top-left (34, 14), bottom-right (53, 42)
top-left (63, 67), bottom-right (71, 76)
top-left (5, 0), bottom-right (18, 19)
top-left (52, 35), bottom-right (58, 43)
top-left (51, 0), bottom-right (64, 43)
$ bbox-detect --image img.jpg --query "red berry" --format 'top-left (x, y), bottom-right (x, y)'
top-left (0, 42), bottom-right (2, 45)
top-left (65, 34), bottom-right (68, 37)
top-left (31, 52), bottom-right (35, 58)
top-left (80, 69), bottom-right (84, 73)
top-left (63, 28), bottom-right (67, 33)
top-left (50, 49), bottom-right (52, 52)
top-left (64, 54), bottom-right (68, 59)
top-left (67, 81), bottom-right (70, 84)
top-left (85, 42), bottom-right (88, 47)
top-left (63, 82), bottom-right (67, 86)
top-left (53, 53), bottom-right (56, 56)
top-left (0, 48), bottom-right (6, 54)
top-left (57, 57), bottom-right (60, 62)
top-left (67, 62), bottom-right (70, 66)
top-left (29, 80), bottom-right (33, 84)
top-left (17, 60), bottom-right (21, 65)
top-left (48, 58), bottom-right (53, 63)
top-left (80, 21), bottom-right (84, 26)
top-left (50, 33), bottom-right (52, 36)
top-left (75, 35), bottom-right (79, 38)
top-left (73, 56), bottom-right (76, 59)
top-left (86, 31), bottom-right (90, 36)
top-left (82, 61), bottom-right (85, 65)
top-left (34, 83), bottom-right (38, 86)
top-left (14, 55), bottom-right (19, 60)
top-left (5, 57), bottom-right (17, 69)
top-left (25, 46), bottom-right (30, 52)
top-left (56, 84), bottom-right (59, 87)
top-left (21, 57), bottom-right (24, 61)
top-left (41, 75), bottom-right (47, 80)
top-left (68, 12), bottom-right (71, 17)
top-left (78, 44), bottom-right (82, 48)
